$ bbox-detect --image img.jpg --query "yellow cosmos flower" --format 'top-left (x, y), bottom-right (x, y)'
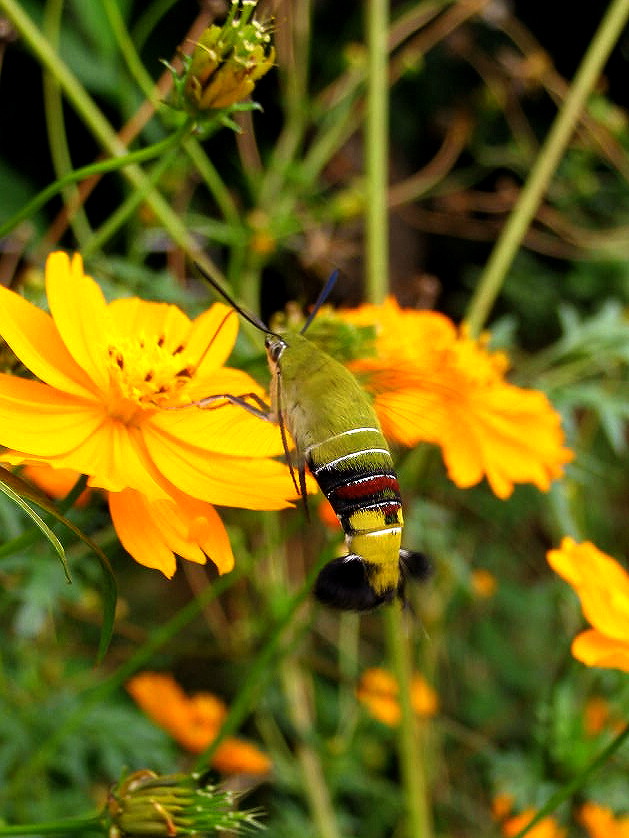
top-left (127, 672), bottom-right (272, 775)
top-left (579, 801), bottom-right (629, 838)
top-left (356, 666), bottom-right (438, 726)
top-left (547, 537), bottom-right (629, 671)
top-left (339, 297), bottom-right (573, 499)
top-left (0, 252), bottom-right (301, 577)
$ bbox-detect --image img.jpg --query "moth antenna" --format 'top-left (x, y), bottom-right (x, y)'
top-left (301, 269), bottom-right (339, 334)
top-left (194, 261), bottom-right (278, 337)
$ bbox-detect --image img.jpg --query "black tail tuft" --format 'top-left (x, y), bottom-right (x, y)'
top-left (399, 549), bottom-right (432, 581)
top-left (314, 555), bottom-right (395, 611)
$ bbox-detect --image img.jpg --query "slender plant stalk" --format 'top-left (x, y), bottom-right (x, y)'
top-left (464, 0), bottom-right (629, 336)
top-left (385, 603), bottom-right (433, 838)
top-left (513, 723), bottom-right (629, 838)
top-left (0, 134), bottom-right (188, 241)
top-left (282, 658), bottom-right (342, 838)
top-left (102, 0), bottom-right (159, 106)
top-left (0, 0), bottom-right (223, 282)
top-left (0, 814), bottom-right (102, 836)
top-left (183, 138), bottom-right (240, 227)
top-left (194, 549), bottom-right (329, 769)
top-left (364, 0), bottom-right (390, 304)
top-left (42, 0), bottom-right (92, 246)
top-left (82, 130), bottom-right (189, 258)
top-left (364, 2), bottom-right (431, 833)
top-left (8, 566), bottom-right (246, 797)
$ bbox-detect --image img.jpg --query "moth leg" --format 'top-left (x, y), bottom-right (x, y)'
top-left (298, 461), bottom-right (310, 520)
top-left (191, 392), bottom-right (272, 421)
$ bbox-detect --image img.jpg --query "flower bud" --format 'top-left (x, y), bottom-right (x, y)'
top-left (182, 0), bottom-right (274, 113)
top-left (104, 769), bottom-right (262, 837)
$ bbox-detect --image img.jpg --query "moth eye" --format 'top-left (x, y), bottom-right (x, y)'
top-left (265, 336), bottom-right (285, 363)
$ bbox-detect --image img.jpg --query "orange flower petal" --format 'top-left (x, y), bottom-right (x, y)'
top-left (343, 299), bottom-right (572, 499)
top-left (211, 737), bottom-right (272, 775)
top-left (44, 252), bottom-right (111, 391)
top-left (502, 809), bottom-right (566, 838)
top-left (42, 420), bottom-right (168, 500)
top-left (126, 672), bottom-right (191, 730)
top-left (20, 463), bottom-right (92, 507)
top-left (410, 674), bottom-right (439, 717)
top-left (578, 801), bottom-right (629, 837)
top-left (185, 304), bottom-right (239, 373)
top-left (108, 296), bottom-right (193, 348)
top-left (142, 424), bottom-right (302, 509)
top-left (109, 488), bottom-right (234, 577)
top-left (548, 538), bottom-right (629, 640)
top-left (0, 281), bottom-right (95, 398)
top-left (571, 629), bottom-right (629, 672)
top-left (109, 490), bottom-right (179, 577)
top-left (149, 388), bottom-right (285, 459)
top-left (0, 375), bottom-right (104, 455)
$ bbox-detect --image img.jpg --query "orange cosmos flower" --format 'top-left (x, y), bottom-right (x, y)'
top-left (356, 666), bottom-right (438, 726)
top-left (579, 801), bottom-right (629, 838)
top-left (0, 252), bottom-right (302, 577)
top-left (126, 672), bottom-right (271, 775)
top-left (583, 695), bottom-right (626, 737)
top-left (20, 462), bottom-right (93, 507)
top-left (492, 791), bottom-right (515, 822)
top-left (547, 537), bottom-right (629, 672)
top-left (501, 808), bottom-right (566, 838)
top-left (339, 297), bottom-right (572, 499)
top-left (470, 568), bottom-right (498, 598)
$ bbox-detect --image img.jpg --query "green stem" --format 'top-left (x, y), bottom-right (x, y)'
top-left (465, 0), bottom-right (629, 336)
top-left (0, 814), bottom-right (102, 836)
top-left (385, 603), bottom-right (433, 838)
top-left (184, 138), bottom-right (240, 227)
top-left (102, 0), bottom-right (158, 106)
top-left (83, 124), bottom-right (191, 258)
top-left (514, 722), bottom-right (629, 838)
top-left (282, 659), bottom-right (342, 838)
top-left (0, 0), bottom-right (221, 278)
top-left (42, 0), bottom-right (92, 245)
top-left (9, 567), bottom-right (245, 797)
top-left (364, 0), bottom-right (389, 304)
top-left (0, 133), bottom-right (189, 241)
top-left (194, 551), bottom-right (328, 770)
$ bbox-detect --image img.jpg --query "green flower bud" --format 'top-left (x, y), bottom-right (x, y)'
top-left (104, 770), bottom-right (263, 837)
top-left (179, 0), bottom-right (274, 113)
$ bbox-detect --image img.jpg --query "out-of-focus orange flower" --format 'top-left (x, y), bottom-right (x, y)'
top-left (0, 252), bottom-right (305, 577)
top-left (584, 696), bottom-right (613, 737)
top-left (470, 568), bottom-right (497, 599)
top-left (547, 537), bottom-right (629, 672)
top-left (579, 801), bottom-right (629, 838)
top-left (20, 463), bottom-right (93, 507)
top-left (317, 497), bottom-right (341, 531)
top-left (356, 667), bottom-right (438, 726)
top-left (501, 808), bottom-right (566, 838)
top-left (339, 297), bottom-right (573, 499)
top-left (127, 672), bottom-right (271, 776)
top-left (492, 791), bottom-right (515, 822)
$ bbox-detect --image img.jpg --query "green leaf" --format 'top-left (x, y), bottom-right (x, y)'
top-left (0, 466), bottom-right (117, 661)
top-left (0, 471), bottom-right (69, 581)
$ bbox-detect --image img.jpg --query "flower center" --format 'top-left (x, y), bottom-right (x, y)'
top-left (105, 334), bottom-right (195, 423)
